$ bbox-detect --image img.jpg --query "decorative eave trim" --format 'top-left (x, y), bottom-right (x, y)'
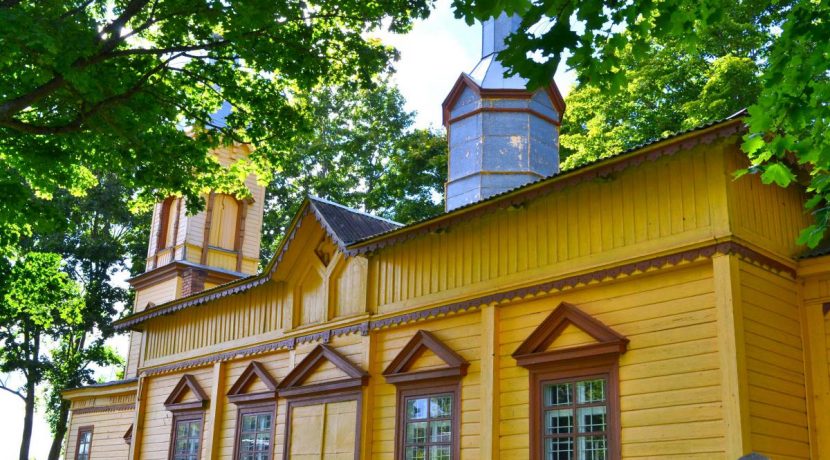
top-left (383, 330), bottom-right (469, 385)
top-left (72, 403), bottom-right (136, 415)
top-left (512, 302), bottom-right (629, 368)
top-left (137, 240), bottom-right (793, 377)
top-left (276, 344), bottom-right (368, 399)
top-left (347, 118), bottom-right (746, 255)
top-left (227, 361), bottom-right (279, 404)
top-left (164, 374), bottom-right (209, 411)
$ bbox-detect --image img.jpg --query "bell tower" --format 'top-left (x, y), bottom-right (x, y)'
top-left (124, 144), bottom-right (265, 377)
top-left (442, 12), bottom-right (566, 211)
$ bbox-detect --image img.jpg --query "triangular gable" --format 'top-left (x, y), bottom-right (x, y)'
top-left (227, 361), bottom-right (278, 404)
top-left (512, 302), bottom-right (628, 367)
top-left (277, 344), bottom-right (368, 398)
top-left (382, 330), bottom-right (469, 384)
top-left (164, 374), bottom-right (209, 411)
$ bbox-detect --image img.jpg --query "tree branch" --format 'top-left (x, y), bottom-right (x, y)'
top-left (0, 383), bottom-right (25, 402)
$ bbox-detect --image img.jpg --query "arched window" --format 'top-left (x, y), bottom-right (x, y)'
top-left (156, 197), bottom-right (178, 251)
top-left (208, 194), bottom-right (239, 251)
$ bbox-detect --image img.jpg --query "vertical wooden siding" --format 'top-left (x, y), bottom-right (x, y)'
top-left (369, 145), bottom-right (723, 314)
top-left (499, 263), bottom-right (725, 458)
top-left (726, 152), bottom-right (809, 259)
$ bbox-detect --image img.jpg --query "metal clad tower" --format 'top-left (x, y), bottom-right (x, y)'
top-left (442, 12), bottom-right (565, 211)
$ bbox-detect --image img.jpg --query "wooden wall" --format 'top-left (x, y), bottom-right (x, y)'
top-left (65, 409), bottom-right (134, 460)
top-left (739, 261), bottom-right (810, 458)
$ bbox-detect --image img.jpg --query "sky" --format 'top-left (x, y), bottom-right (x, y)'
top-left (1, 2), bottom-right (576, 459)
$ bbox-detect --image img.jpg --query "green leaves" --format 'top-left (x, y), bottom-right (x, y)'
top-left (760, 163), bottom-right (796, 187)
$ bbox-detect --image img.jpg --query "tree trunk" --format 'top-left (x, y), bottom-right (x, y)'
top-left (19, 368), bottom-right (36, 460)
top-left (47, 400), bottom-right (70, 460)
top-left (19, 333), bottom-right (39, 460)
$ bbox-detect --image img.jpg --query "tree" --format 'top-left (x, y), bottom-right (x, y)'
top-left (262, 80), bottom-right (446, 259)
top-left (0, 252), bottom-right (84, 460)
top-left (0, 0), bottom-right (432, 256)
top-left (559, 43), bottom-right (761, 169)
top-left (451, 0), bottom-right (830, 246)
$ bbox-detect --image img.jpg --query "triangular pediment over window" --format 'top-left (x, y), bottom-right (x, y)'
top-left (226, 361), bottom-right (279, 404)
top-left (164, 374), bottom-right (209, 411)
top-left (382, 330), bottom-right (469, 384)
top-left (512, 302), bottom-right (628, 368)
top-left (277, 344), bottom-right (368, 398)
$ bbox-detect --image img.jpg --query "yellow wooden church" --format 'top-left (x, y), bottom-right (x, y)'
top-left (61, 13), bottom-right (830, 460)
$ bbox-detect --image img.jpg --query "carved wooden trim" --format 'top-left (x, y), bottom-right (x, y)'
top-left (164, 374), bottom-right (209, 411)
top-left (227, 361), bottom-right (278, 404)
top-left (513, 302), bottom-right (628, 368)
top-left (277, 344), bottom-right (368, 399)
top-left (383, 330), bottom-right (469, 384)
top-left (72, 403), bottom-right (136, 415)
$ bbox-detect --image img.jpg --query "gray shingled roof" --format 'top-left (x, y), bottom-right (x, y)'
top-left (308, 196), bottom-right (401, 246)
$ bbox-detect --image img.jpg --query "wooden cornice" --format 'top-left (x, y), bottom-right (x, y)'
top-left (164, 374), bottom-right (209, 411)
top-left (512, 302), bottom-right (628, 368)
top-left (226, 361), bottom-right (279, 404)
top-left (277, 344), bottom-right (368, 398)
top-left (383, 330), bottom-right (469, 385)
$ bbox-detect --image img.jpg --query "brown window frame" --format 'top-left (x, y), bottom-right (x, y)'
top-left (168, 410), bottom-right (205, 460)
top-left (74, 425), bottom-right (94, 460)
top-left (233, 402), bottom-right (277, 460)
top-left (156, 197), bottom-right (176, 251)
top-left (529, 357), bottom-right (620, 460)
top-left (395, 382), bottom-right (461, 460)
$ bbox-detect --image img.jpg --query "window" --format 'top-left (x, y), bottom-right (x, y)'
top-left (157, 197), bottom-right (178, 250)
top-left (171, 414), bottom-right (203, 460)
top-left (542, 377), bottom-right (609, 460)
top-left (512, 302), bottom-right (627, 460)
top-left (75, 426), bottom-right (93, 460)
top-left (383, 331), bottom-right (468, 460)
top-left (235, 405), bottom-right (274, 460)
top-left (402, 393), bottom-right (455, 460)
top-left (208, 194), bottom-right (240, 251)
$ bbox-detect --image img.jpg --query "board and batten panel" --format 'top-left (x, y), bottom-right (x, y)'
top-left (726, 151), bottom-right (810, 259)
top-left (498, 262), bottom-right (725, 458)
top-left (370, 311), bottom-right (482, 459)
top-left (144, 281), bottom-right (285, 361)
top-left (139, 367), bottom-right (213, 460)
top-left (740, 261), bottom-right (810, 459)
top-left (65, 409), bottom-right (134, 460)
top-left (369, 143), bottom-right (727, 314)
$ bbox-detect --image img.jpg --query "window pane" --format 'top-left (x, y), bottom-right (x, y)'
top-left (545, 409), bottom-right (574, 434)
top-left (407, 398), bottom-right (428, 420)
top-left (242, 414), bottom-right (257, 431)
top-left (430, 444), bottom-right (452, 460)
top-left (257, 414), bottom-right (272, 431)
top-left (576, 380), bottom-right (605, 404)
top-left (406, 421), bottom-right (428, 443)
top-left (578, 406), bottom-right (607, 433)
top-left (405, 446), bottom-right (426, 460)
top-left (544, 383), bottom-right (573, 406)
top-left (430, 396), bottom-right (452, 418)
top-left (189, 421), bottom-right (201, 437)
top-left (545, 437), bottom-right (574, 460)
top-left (577, 435), bottom-right (607, 460)
top-left (255, 432), bottom-right (271, 451)
top-left (241, 433), bottom-right (255, 451)
top-left (430, 420), bottom-right (452, 442)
